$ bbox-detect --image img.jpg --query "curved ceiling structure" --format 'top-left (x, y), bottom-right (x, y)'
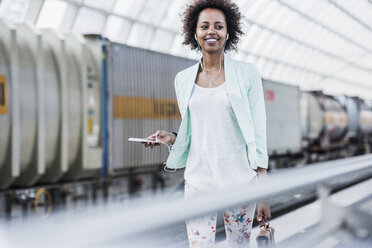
top-left (1, 0), bottom-right (371, 99)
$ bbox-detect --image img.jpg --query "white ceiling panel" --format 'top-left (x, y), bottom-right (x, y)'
top-left (0, 0), bottom-right (371, 99)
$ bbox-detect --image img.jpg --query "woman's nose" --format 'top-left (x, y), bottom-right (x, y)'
top-left (208, 28), bottom-right (216, 34)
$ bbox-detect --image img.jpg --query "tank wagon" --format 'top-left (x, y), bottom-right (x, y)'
top-left (300, 91), bottom-right (349, 159)
top-left (0, 20), bottom-right (372, 218)
top-left (300, 91), bottom-right (372, 162)
top-left (0, 21), bottom-right (102, 190)
top-left (336, 96), bottom-right (372, 148)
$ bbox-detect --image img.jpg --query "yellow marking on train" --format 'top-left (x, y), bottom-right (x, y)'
top-left (0, 75), bottom-right (7, 115)
top-left (88, 117), bottom-right (93, 134)
top-left (324, 111), bottom-right (348, 126)
top-left (113, 96), bottom-right (181, 119)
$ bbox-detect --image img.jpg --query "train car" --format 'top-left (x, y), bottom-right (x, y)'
top-left (263, 80), bottom-right (303, 168)
top-left (0, 21), bottom-right (103, 191)
top-left (323, 95), bottom-right (348, 144)
top-left (353, 97), bottom-right (372, 152)
top-left (336, 96), bottom-right (371, 154)
top-left (300, 91), bottom-right (324, 151)
top-left (358, 100), bottom-right (372, 141)
top-left (298, 90), bottom-right (372, 162)
top-left (301, 91), bottom-right (348, 145)
top-left (105, 41), bottom-right (194, 173)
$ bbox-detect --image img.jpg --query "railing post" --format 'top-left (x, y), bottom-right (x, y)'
top-left (316, 183), bottom-right (331, 220)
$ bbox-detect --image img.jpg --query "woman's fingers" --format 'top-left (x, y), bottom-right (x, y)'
top-left (146, 135), bottom-right (156, 141)
top-left (144, 131), bottom-right (158, 148)
top-left (257, 202), bottom-right (271, 225)
top-left (257, 204), bottom-right (263, 222)
top-left (143, 130), bottom-right (171, 148)
top-left (264, 206), bottom-right (271, 220)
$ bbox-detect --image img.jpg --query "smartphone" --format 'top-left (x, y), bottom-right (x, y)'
top-left (128, 138), bottom-right (160, 143)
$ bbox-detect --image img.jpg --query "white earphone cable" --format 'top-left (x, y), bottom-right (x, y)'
top-left (163, 133), bottom-right (192, 173)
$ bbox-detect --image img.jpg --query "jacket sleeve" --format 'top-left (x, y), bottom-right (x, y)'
top-left (248, 65), bottom-right (269, 169)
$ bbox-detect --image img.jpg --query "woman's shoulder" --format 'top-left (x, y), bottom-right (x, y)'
top-left (228, 57), bottom-right (262, 89)
top-left (230, 57), bottom-right (260, 75)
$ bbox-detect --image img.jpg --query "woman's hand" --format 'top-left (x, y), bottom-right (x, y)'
top-left (257, 201), bottom-right (271, 226)
top-left (144, 130), bottom-right (176, 148)
top-left (256, 167), bottom-right (271, 226)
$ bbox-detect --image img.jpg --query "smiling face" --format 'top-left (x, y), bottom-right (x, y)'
top-left (195, 8), bottom-right (228, 54)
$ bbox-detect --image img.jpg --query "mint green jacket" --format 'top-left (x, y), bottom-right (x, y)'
top-left (166, 54), bottom-right (268, 170)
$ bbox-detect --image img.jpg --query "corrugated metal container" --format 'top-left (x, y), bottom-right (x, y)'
top-left (107, 43), bottom-right (195, 171)
top-left (263, 80), bottom-right (302, 155)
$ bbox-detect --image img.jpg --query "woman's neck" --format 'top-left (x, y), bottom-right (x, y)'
top-left (201, 50), bottom-right (224, 70)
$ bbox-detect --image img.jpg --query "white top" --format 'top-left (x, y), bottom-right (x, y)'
top-left (184, 82), bottom-right (257, 190)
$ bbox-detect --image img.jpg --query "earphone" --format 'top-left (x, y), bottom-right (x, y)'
top-left (226, 33), bottom-right (229, 40)
top-left (194, 34), bottom-right (198, 41)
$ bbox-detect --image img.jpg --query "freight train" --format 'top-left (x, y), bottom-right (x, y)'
top-left (0, 20), bottom-right (372, 217)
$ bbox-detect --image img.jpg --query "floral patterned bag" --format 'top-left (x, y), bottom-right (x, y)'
top-left (256, 221), bottom-right (276, 248)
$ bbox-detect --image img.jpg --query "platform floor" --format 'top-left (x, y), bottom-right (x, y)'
top-left (216, 178), bottom-right (372, 248)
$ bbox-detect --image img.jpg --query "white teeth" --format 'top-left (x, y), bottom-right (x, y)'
top-left (206, 39), bottom-right (217, 42)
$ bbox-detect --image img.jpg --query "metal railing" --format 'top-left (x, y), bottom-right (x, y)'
top-left (2, 154), bottom-right (372, 248)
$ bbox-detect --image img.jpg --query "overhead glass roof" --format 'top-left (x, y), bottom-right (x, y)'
top-left (1, 0), bottom-right (371, 99)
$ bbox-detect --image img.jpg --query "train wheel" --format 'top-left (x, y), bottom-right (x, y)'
top-left (33, 188), bottom-right (53, 218)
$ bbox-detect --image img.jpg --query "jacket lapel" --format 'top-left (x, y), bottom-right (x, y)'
top-left (225, 55), bottom-right (240, 98)
top-left (180, 62), bottom-right (199, 118)
top-left (225, 54), bottom-right (245, 115)
top-left (225, 54), bottom-right (255, 144)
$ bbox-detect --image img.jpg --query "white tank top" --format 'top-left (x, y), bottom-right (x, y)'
top-left (184, 82), bottom-right (257, 190)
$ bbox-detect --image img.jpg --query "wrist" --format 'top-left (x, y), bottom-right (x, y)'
top-left (256, 168), bottom-right (267, 182)
top-left (256, 168), bottom-right (267, 175)
top-left (170, 132), bottom-right (177, 144)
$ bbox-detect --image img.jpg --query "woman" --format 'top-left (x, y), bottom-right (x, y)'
top-left (145, 0), bottom-right (270, 247)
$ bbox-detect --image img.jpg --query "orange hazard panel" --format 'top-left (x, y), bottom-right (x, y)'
top-left (113, 96), bottom-right (181, 120)
top-left (0, 75), bottom-right (8, 115)
top-left (87, 117), bottom-right (93, 134)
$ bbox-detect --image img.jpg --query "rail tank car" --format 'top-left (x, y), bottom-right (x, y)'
top-left (336, 96), bottom-right (372, 155)
top-left (0, 21), bottom-right (102, 189)
top-left (300, 91), bottom-right (323, 148)
top-left (359, 100), bottom-right (372, 136)
top-left (300, 91), bottom-right (348, 152)
top-left (336, 95), bottom-right (359, 141)
top-left (323, 95), bottom-right (348, 142)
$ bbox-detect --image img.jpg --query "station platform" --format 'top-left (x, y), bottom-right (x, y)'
top-left (216, 178), bottom-right (372, 248)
